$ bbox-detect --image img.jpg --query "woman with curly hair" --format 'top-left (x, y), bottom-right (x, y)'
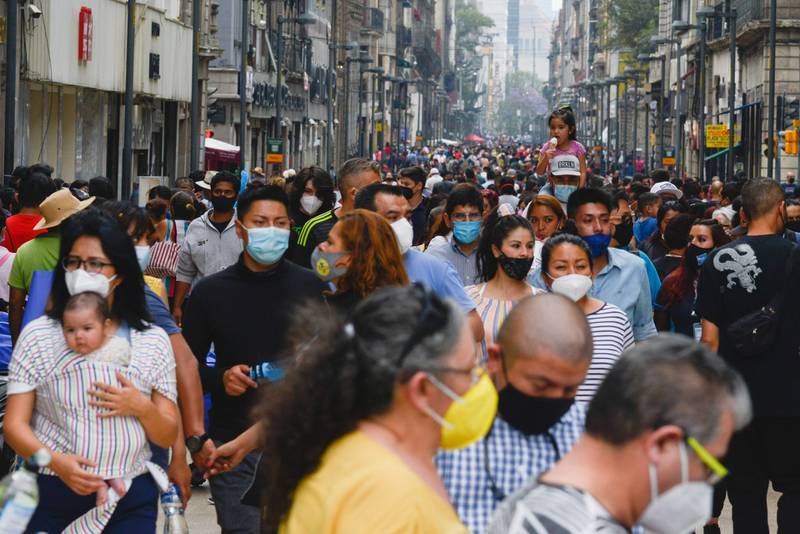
top-left (309, 208), bottom-right (408, 315)
top-left (206, 285), bottom-right (497, 533)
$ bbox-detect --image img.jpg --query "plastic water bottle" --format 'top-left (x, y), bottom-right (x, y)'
top-left (161, 484), bottom-right (188, 534)
top-left (249, 362), bottom-right (284, 384)
top-left (0, 448), bottom-right (51, 534)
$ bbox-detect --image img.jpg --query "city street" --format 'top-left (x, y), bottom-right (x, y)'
top-left (163, 484), bottom-right (781, 533)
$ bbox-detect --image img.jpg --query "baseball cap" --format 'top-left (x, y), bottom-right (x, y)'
top-left (650, 181), bottom-right (683, 199)
top-left (550, 154), bottom-right (581, 176)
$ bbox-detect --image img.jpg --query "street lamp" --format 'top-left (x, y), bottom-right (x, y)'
top-left (275, 12), bottom-right (316, 147)
top-left (652, 32), bottom-right (685, 177)
top-left (327, 41), bottom-right (358, 171)
top-left (697, 5), bottom-right (738, 181)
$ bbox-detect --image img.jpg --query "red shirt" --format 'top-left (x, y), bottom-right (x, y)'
top-left (1, 214), bottom-right (45, 252)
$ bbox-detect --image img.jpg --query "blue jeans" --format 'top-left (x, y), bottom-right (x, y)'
top-left (26, 473), bottom-right (158, 534)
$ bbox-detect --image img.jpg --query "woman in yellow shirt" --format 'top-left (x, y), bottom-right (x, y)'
top-left (209, 284), bottom-right (499, 533)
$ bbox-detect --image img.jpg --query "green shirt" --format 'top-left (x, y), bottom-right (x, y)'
top-left (9, 234), bottom-right (61, 291)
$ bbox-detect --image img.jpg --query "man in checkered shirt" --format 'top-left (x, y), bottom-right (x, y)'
top-left (436, 294), bottom-right (592, 534)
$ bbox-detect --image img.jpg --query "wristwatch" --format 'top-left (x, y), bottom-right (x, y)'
top-left (185, 433), bottom-right (210, 454)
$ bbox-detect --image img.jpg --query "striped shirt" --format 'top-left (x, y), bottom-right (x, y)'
top-left (578, 303), bottom-right (634, 403)
top-left (488, 480), bottom-right (629, 534)
top-left (8, 316), bottom-right (176, 479)
top-left (467, 283), bottom-right (545, 364)
top-left (436, 404), bottom-right (586, 534)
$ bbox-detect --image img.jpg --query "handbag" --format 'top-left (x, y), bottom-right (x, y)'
top-left (725, 246), bottom-right (798, 358)
top-left (144, 220), bottom-right (181, 278)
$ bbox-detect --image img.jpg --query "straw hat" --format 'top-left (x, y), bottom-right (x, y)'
top-left (195, 170), bottom-right (217, 190)
top-left (33, 189), bottom-right (95, 230)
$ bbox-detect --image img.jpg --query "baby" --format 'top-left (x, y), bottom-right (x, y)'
top-left (62, 291), bottom-right (131, 506)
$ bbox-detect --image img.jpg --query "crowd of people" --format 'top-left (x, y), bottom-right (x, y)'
top-left (0, 104), bottom-right (796, 533)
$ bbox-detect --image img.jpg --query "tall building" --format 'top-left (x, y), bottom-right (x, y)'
top-left (514, 0), bottom-right (554, 81)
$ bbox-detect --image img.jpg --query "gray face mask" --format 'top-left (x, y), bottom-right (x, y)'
top-left (310, 247), bottom-right (349, 282)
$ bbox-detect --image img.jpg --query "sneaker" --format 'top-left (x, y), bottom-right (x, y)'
top-left (207, 496), bottom-right (215, 506)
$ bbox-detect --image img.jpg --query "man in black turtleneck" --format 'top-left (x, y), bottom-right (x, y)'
top-left (183, 185), bottom-right (325, 533)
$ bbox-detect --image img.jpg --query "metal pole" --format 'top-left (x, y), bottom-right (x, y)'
top-left (369, 74), bottom-right (377, 156)
top-left (727, 9), bottom-right (736, 180)
top-left (633, 77), bottom-right (639, 168)
top-left (378, 77), bottom-right (386, 150)
top-left (728, 9), bottom-right (736, 180)
top-left (190, 0), bottom-right (201, 172)
top-left (767, 0), bottom-right (776, 179)
top-left (328, 0), bottom-right (337, 173)
top-left (122, 0), bottom-right (136, 199)
top-left (622, 81), bottom-right (628, 166)
top-left (240, 0), bottom-right (248, 170)
top-left (358, 69), bottom-right (364, 156)
top-left (675, 44), bottom-right (683, 179)
top-left (660, 56), bottom-right (666, 165)
top-left (343, 60), bottom-right (351, 158)
top-left (698, 18), bottom-right (706, 183)
top-left (615, 82), bottom-right (621, 166)
top-left (275, 18), bottom-right (282, 141)
top-left (776, 95), bottom-right (783, 180)
top-left (3, 0), bottom-right (17, 176)
top-left (645, 97), bottom-right (651, 171)
top-left (326, 50), bottom-right (335, 172)
top-left (606, 82), bottom-right (611, 172)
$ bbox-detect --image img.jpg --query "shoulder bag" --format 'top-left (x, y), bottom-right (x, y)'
top-left (725, 245), bottom-right (798, 358)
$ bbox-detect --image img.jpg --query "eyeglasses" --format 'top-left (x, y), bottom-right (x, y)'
top-left (62, 256), bottom-right (114, 274)
top-left (685, 435), bottom-right (728, 484)
top-left (428, 365), bottom-right (485, 386)
top-left (211, 189), bottom-right (237, 199)
top-left (450, 211), bottom-right (482, 222)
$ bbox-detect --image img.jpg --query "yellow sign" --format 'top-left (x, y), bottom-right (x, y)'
top-left (705, 124), bottom-right (740, 148)
top-left (265, 153), bottom-right (284, 164)
top-left (376, 122), bottom-right (383, 133)
top-left (650, 133), bottom-right (657, 146)
top-left (662, 157), bottom-right (676, 166)
top-left (793, 119), bottom-right (800, 129)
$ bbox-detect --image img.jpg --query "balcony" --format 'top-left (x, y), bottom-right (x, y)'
top-left (732, 0), bottom-right (800, 30)
top-left (361, 7), bottom-right (384, 36)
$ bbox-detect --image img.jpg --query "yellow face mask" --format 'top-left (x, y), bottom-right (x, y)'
top-left (425, 371), bottom-right (498, 449)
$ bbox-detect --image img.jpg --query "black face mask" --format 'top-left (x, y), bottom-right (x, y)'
top-left (498, 382), bottom-right (575, 435)
top-left (684, 244), bottom-right (710, 268)
top-left (787, 220), bottom-right (800, 233)
top-left (211, 196), bottom-right (236, 213)
top-left (613, 219), bottom-right (634, 247)
top-left (497, 254), bottom-right (534, 281)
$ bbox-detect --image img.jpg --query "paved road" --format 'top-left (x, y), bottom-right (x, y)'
top-left (164, 483), bottom-right (780, 533)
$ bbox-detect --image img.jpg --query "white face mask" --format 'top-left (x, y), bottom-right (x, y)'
top-left (65, 269), bottom-right (117, 298)
top-left (135, 245), bottom-right (151, 272)
top-left (300, 194), bottom-right (323, 216)
top-left (391, 218), bottom-right (414, 255)
top-left (550, 273), bottom-right (592, 302)
top-left (637, 441), bottom-right (713, 534)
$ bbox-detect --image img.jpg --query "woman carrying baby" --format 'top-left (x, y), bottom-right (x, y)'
top-left (4, 208), bottom-right (178, 533)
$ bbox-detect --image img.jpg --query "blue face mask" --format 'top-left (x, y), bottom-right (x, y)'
top-left (243, 225), bottom-right (290, 265)
top-left (696, 252), bottom-right (708, 267)
top-left (554, 184), bottom-right (577, 203)
top-left (583, 233), bottom-right (612, 258)
top-left (453, 220), bottom-right (481, 244)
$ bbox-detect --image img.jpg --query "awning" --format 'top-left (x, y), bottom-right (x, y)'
top-left (440, 138), bottom-right (459, 146)
top-left (205, 137), bottom-right (240, 153)
top-left (465, 134), bottom-right (485, 143)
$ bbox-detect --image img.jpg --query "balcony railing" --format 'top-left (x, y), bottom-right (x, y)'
top-left (732, 0), bottom-right (800, 28)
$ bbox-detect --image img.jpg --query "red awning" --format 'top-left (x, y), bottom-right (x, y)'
top-left (464, 134), bottom-right (485, 143)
